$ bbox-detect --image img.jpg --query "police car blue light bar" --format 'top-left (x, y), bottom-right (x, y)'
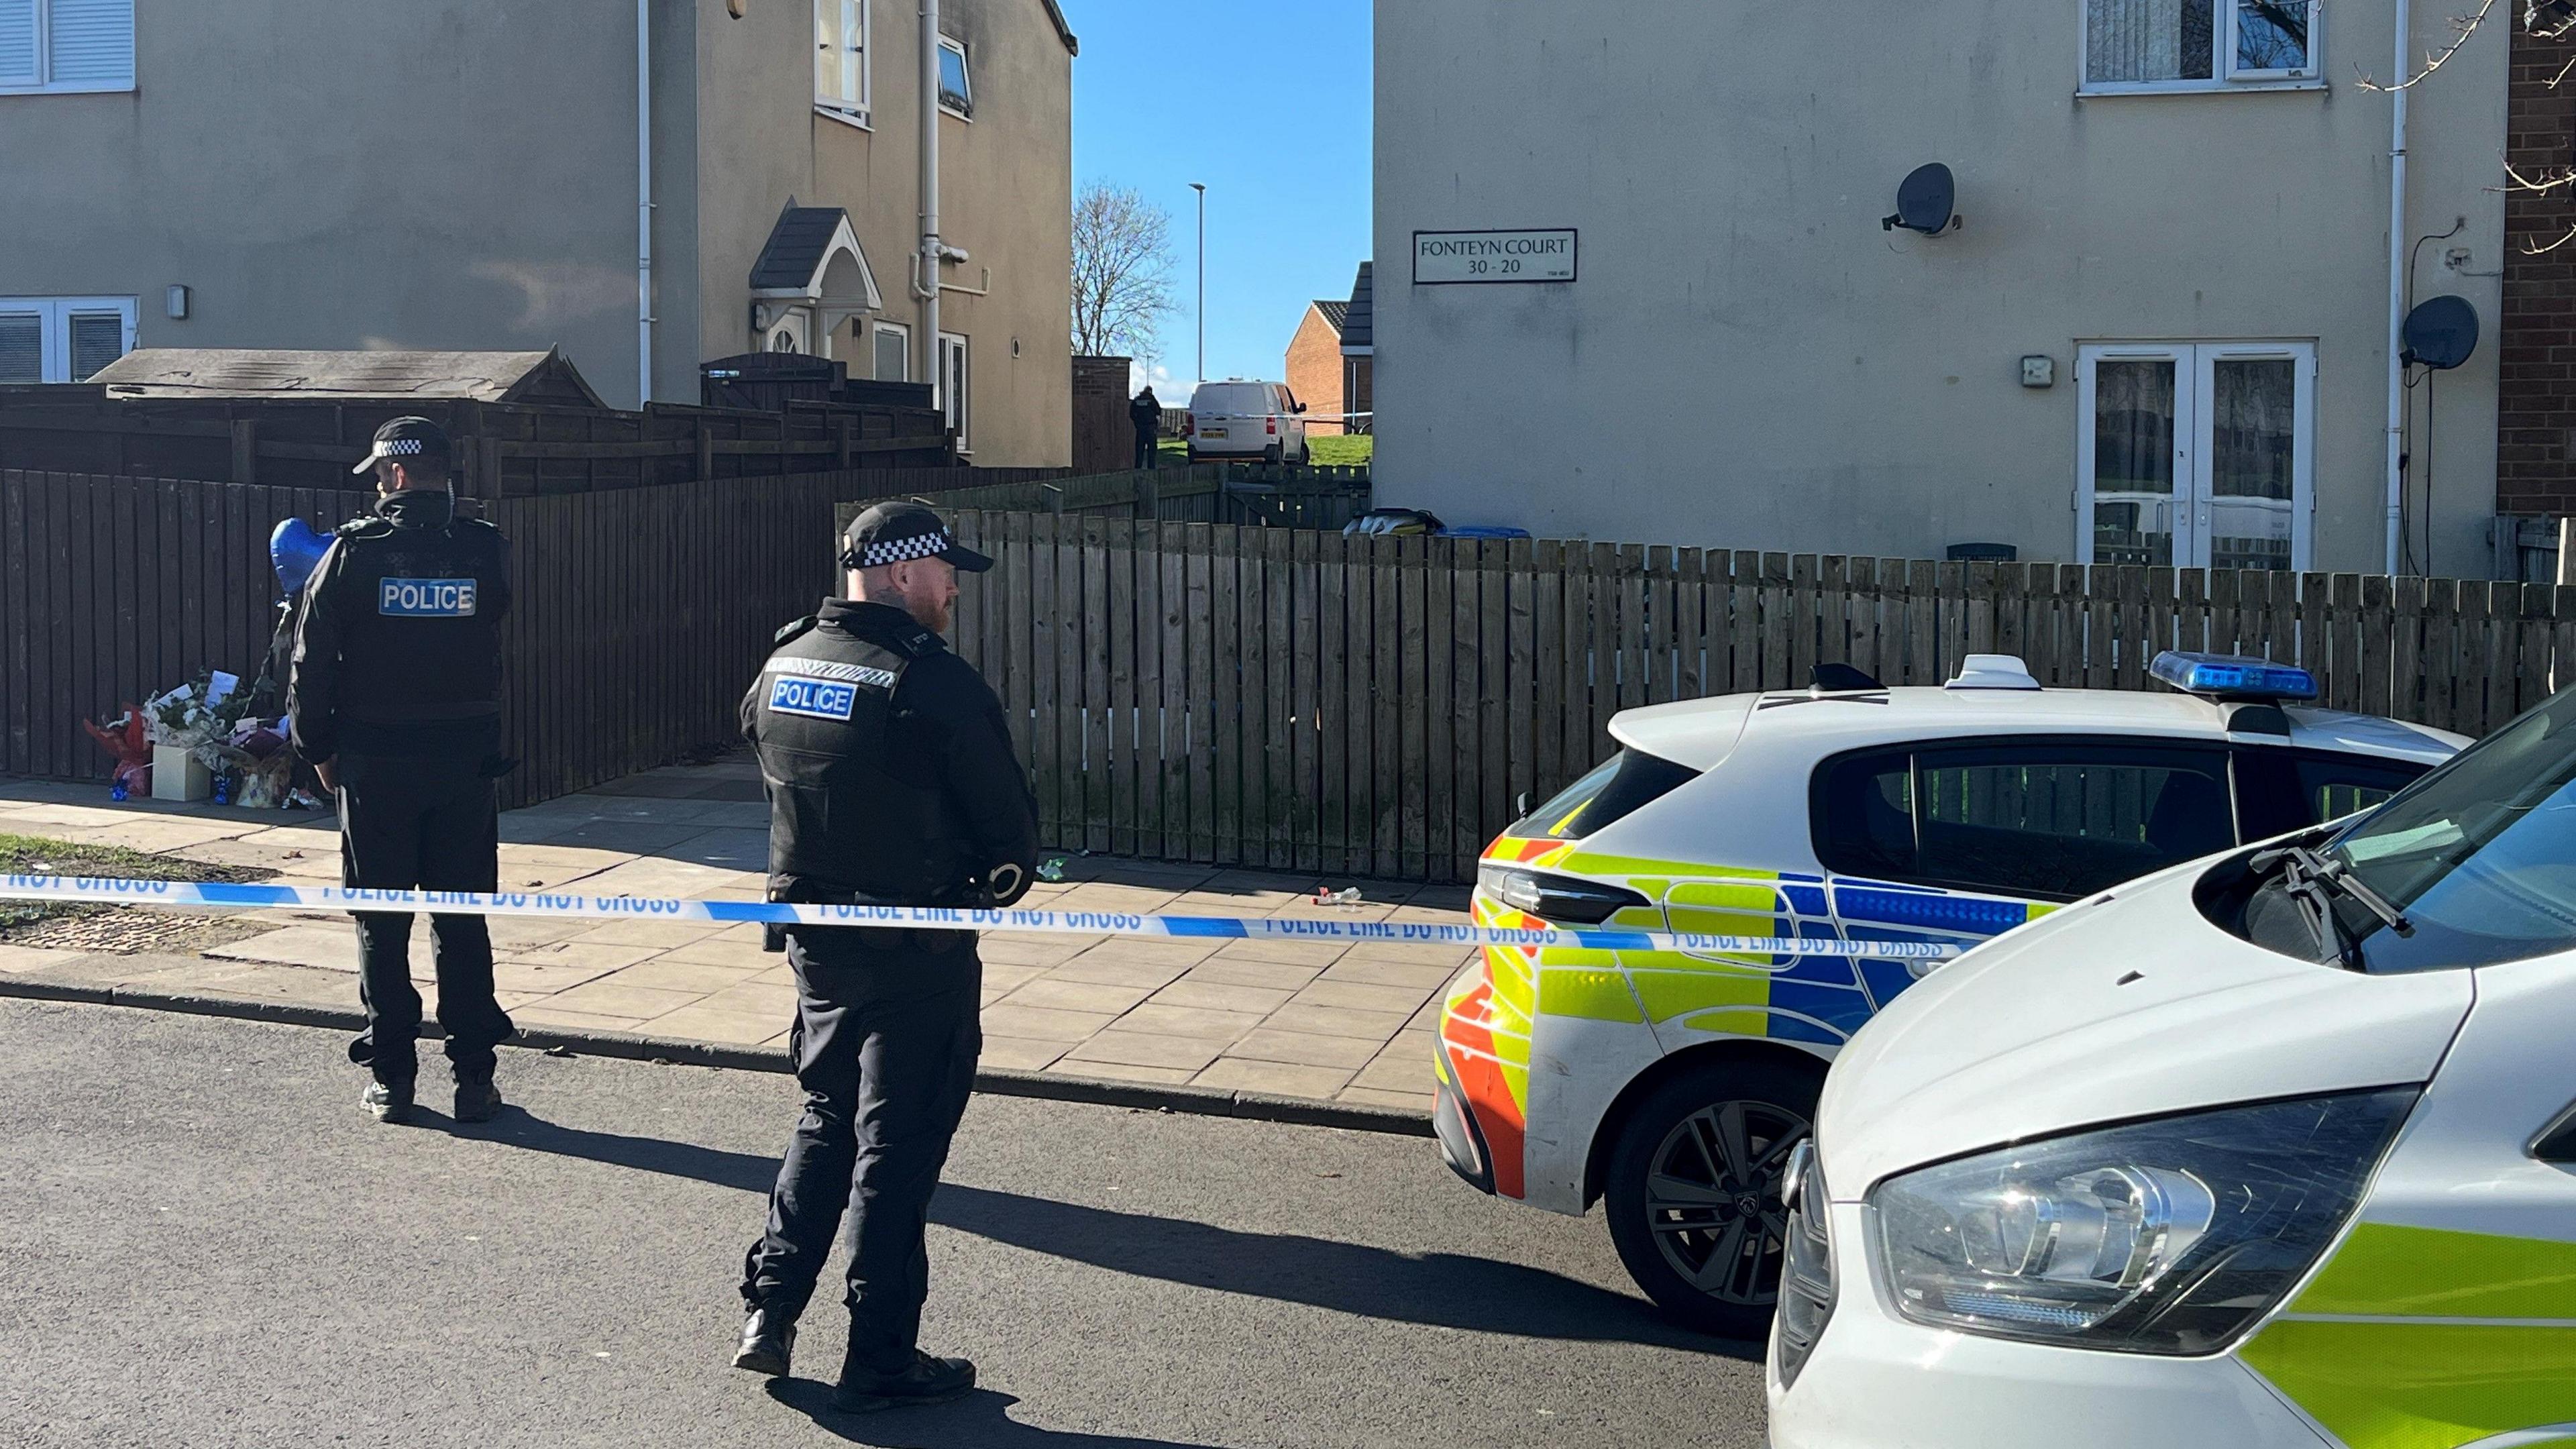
top-left (2148, 651), bottom-right (2319, 702)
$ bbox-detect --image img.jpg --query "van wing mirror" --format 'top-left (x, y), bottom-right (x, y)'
top-left (1514, 790), bottom-right (1532, 817)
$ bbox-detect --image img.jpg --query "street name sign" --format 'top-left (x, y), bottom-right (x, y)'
top-left (1413, 229), bottom-right (1578, 285)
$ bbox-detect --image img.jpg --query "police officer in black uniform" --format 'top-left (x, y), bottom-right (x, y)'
top-left (288, 417), bottom-right (517, 1128)
top-left (733, 502), bottom-right (1036, 1413)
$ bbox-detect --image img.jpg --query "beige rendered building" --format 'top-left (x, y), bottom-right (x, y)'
top-left (1376, 0), bottom-right (2510, 574)
top-left (1, 0), bottom-right (1075, 466)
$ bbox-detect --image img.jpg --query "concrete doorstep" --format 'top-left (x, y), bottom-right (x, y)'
top-left (1, 756), bottom-right (1460, 1139)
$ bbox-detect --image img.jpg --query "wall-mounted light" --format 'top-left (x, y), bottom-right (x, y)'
top-left (165, 284), bottom-right (191, 320)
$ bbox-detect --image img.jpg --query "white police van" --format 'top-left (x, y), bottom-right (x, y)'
top-left (1771, 678), bottom-right (2576, 1448)
top-left (1434, 653), bottom-right (2465, 1337)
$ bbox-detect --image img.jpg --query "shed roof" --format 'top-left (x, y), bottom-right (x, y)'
top-left (1340, 262), bottom-right (1373, 353)
top-left (87, 347), bottom-right (606, 407)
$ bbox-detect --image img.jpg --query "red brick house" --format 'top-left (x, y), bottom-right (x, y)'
top-left (1285, 297), bottom-right (1350, 435)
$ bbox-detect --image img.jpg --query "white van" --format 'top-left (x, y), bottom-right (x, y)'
top-left (1185, 380), bottom-right (1308, 464)
top-left (1768, 684), bottom-right (2576, 1446)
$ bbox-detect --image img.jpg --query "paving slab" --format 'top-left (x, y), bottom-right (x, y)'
top-left (1191, 1057), bottom-right (1358, 1099)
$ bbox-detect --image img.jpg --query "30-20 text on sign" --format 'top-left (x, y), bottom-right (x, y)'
top-left (1413, 229), bottom-right (1578, 286)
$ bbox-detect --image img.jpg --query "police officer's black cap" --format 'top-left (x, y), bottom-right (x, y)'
top-left (352, 416), bottom-right (451, 476)
top-left (841, 501), bottom-right (993, 573)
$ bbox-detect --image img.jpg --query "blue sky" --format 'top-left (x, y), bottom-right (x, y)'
top-left (1061, 0), bottom-right (1372, 396)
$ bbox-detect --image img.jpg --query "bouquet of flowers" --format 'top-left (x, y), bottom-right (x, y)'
top-left (81, 704), bottom-right (153, 798)
top-left (142, 671), bottom-right (255, 763)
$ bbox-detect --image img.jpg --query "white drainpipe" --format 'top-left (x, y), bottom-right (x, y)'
top-left (919, 0), bottom-right (942, 409)
top-left (637, 0), bottom-right (655, 406)
top-left (2383, 0), bottom-right (2411, 574)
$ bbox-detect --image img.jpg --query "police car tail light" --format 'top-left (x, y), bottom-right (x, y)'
top-left (1869, 1088), bottom-right (2415, 1354)
top-left (2148, 650), bottom-right (2319, 702)
top-left (1474, 865), bottom-right (1650, 925)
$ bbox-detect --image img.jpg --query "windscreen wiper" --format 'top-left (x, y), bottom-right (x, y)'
top-left (2249, 843), bottom-right (2415, 967)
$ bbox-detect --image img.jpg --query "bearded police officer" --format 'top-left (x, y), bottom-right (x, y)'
top-left (288, 417), bottom-right (517, 1127)
top-left (734, 501), bottom-right (1037, 1412)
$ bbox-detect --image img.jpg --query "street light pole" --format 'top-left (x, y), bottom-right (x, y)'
top-left (1189, 182), bottom-right (1206, 385)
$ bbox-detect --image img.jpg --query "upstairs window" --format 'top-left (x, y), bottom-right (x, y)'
top-left (815, 0), bottom-right (868, 125)
top-left (0, 0), bottom-right (138, 95)
top-left (937, 34), bottom-right (972, 119)
top-left (2082, 0), bottom-right (2316, 92)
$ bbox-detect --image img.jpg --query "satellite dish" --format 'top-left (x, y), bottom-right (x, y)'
top-left (2401, 294), bottom-right (2479, 370)
top-left (1882, 164), bottom-right (1958, 235)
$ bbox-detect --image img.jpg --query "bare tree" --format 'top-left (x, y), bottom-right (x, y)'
top-left (2367, 1), bottom-right (2576, 252)
top-left (1071, 183), bottom-right (1179, 359)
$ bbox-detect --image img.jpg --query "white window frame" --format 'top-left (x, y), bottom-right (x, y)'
top-left (0, 295), bottom-right (136, 382)
top-left (813, 0), bottom-right (869, 129)
top-left (872, 321), bottom-right (911, 382)
top-left (936, 34), bottom-right (972, 120)
top-left (938, 331), bottom-right (969, 452)
top-left (2076, 341), bottom-right (2316, 571)
top-left (2077, 0), bottom-right (2322, 96)
top-left (0, 0), bottom-right (137, 95)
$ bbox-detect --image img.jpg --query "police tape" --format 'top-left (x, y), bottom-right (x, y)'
top-left (0, 875), bottom-right (1966, 961)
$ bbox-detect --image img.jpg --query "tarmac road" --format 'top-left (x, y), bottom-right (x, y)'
top-left (0, 998), bottom-right (1768, 1448)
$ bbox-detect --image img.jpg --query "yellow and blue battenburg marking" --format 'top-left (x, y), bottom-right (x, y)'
top-left (1443, 834), bottom-right (2051, 1199)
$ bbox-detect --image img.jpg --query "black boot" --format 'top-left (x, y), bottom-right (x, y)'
top-left (733, 1307), bottom-right (796, 1377)
top-left (833, 1350), bottom-right (976, 1413)
top-left (363, 1079), bottom-right (414, 1125)
top-left (453, 1067), bottom-right (502, 1124)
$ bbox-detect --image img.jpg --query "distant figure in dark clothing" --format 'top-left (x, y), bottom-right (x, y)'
top-left (1130, 386), bottom-right (1162, 470)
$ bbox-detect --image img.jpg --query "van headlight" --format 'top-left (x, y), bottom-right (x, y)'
top-left (1869, 1088), bottom-right (2417, 1354)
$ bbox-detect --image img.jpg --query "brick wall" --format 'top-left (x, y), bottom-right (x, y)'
top-left (1285, 305), bottom-right (1348, 434)
top-left (1071, 354), bottom-right (1135, 474)
top-left (2501, 22), bottom-right (2576, 514)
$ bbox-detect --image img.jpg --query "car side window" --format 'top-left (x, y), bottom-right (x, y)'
top-left (1813, 739), bottom-right (2236, 901)
top-left (2232, 747), bottom-right (2428, 842)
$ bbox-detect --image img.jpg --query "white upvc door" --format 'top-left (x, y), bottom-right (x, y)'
top-left (2077, 341), bottom-right (2314, 571)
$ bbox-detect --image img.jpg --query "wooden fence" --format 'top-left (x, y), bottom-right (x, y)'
top-left (1, 468), bottom-right (852, 805)
top-left (936, 513), bottom-right (2575, 883)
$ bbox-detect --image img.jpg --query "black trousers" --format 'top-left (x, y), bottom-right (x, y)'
top-left (742, 927), bottom-right (981, 1373)
top-left (336, 754), bottom-right (515, 1083)
top-left (1132, 431), bottom-right (1157, 470)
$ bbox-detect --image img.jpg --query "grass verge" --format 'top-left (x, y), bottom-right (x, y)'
top-left (0, 833), bottom-right (271, 941)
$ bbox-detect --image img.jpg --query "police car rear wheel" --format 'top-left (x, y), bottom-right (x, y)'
top-left (1603, 1059), bottom-right (1822, 1340)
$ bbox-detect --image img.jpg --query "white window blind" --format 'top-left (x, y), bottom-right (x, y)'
top-left (0, 1), bottom-right (37, 86)
top-left (0, 313), bottom-right (42, 384)
top-left (2087, 0), bottom-right (2214, 84)
top-left (48, 0), bottom-right (133, 87)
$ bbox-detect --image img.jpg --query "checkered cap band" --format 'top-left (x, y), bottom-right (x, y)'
top-left (372, 438), bottom-right (429, 460)
top-left (858, 531), bottom-right (951, 568)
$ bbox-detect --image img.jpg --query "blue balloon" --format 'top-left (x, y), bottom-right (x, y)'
top-left (270, 518), bottom-right (331, 596)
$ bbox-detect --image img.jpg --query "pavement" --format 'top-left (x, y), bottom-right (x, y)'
top-left (0, 998), bottom-right (1767, 1448)
top-left (0, 759), bottom-right (1466, 1122)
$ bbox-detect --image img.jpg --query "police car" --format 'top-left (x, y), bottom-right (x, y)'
top-left (1770, 678), bottom-right (2576, 1447)
top-left (1432, 653), bottom-right (2465, 1337)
